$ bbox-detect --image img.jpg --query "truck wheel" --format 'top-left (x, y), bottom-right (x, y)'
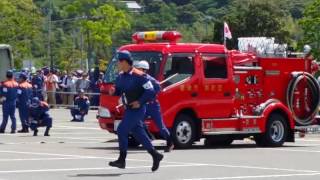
top-left (128, 135), bottom-right (140, 148)
top-left (172, 114), bottom-right (196, 148)
top-left (205, 136), bottom-right (233, 147)
top-left (255, 113), bottom-right (288, 147)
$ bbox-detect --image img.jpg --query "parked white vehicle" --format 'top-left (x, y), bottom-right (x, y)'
top-left (0, 44), bottom-right (13, 82)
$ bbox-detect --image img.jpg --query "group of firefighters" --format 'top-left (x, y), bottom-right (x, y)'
top-left (0, 70), bottom-right (90, 136)
top-left (0, 50), bottom-right (175, 172)
top-left (0, 50), bottom-right (173, 171)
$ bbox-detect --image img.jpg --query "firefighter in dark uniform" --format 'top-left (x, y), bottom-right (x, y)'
top-left (29, 97), bottom-right (52, 136)
top-left (108, 50), bottom-right (163, 172)
top-left (70, 89), bottom-right (90, 122)
top-left (0, 70), bottom-right (19, 134)
top-left (31, 69), bottom-right (44, 100)
top-left (17, 73), bottom-right (33, 133)
top-left (134, 61), bottom-right (174, 152)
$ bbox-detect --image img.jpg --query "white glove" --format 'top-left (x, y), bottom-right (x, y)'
top-left (0, 97), bottom-right (6, 103)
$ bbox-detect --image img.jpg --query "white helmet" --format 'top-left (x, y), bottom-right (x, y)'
top-left (304, 45), bottom-right (312, 54)
top-left (134, 60), bottom-right (149, 70)
top-left (31, 67), bottom-right (36, 74)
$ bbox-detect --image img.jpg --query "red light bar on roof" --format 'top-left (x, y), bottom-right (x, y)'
top-left (132, 31), bottom-right (182, 43)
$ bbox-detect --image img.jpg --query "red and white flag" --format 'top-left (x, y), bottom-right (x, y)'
top-left (224, 22), bottom-right (232, 40)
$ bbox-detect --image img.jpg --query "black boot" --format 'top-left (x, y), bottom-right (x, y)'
top-left (10, 130), bottom-right (16, 134)
top-left (148, 149), bottom-right (163, 172)
top-left (164, 139), bottom-right (174, 153)
top-left (18, 127), bottom-right (29, 133)
top-left (0, 129), bottom-right (4, 134)
top-left (44, 127), bottom-right (50, 136)
top-left (109, 151), bottom-right (126, 169)
top-left (33, 129), bottom-right (38, 136)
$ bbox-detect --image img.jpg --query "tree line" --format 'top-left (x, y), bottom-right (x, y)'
top-left (0, 0), bottom-right (319, 70)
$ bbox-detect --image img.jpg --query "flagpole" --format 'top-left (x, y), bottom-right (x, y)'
top-left (223, 21), bottom-right (232, 50)
top-left (223, 22), bottom-right (227, 49)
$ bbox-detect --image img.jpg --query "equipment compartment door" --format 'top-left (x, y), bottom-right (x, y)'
top-left (158, 53), bottom-right (198, 126)
top-left (197, 53), bottom-right (235, 118)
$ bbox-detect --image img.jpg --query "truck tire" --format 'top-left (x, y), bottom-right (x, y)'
top-left (254, 113), bottom-right (288, 147)
top-left (205, 136), bottom-right (233, 147)
top-left (172, 114), bottom-right (196, 148)
top-left (128, 135), bottom-right (140, 148)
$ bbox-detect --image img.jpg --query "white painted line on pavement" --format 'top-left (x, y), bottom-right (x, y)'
top-left (1, 141), bottom-right (105, 145)
top-left (204, 163), bottom-right (318, 173)
top-left (0, 150), bottom-right (98, 159)
top-left (50, 132), bottom-right (106, 135)
top-left (296, 139), bottom-right (320, 142)
top-left (288, 143), bottom-right (320, 146)
top-left (48, 136), bottom-right (111, 141)
top-left (1, 150), bottom-right (319, 174)
top-left (0, 157), bottom-right (97, 162)
top-left (0, 151), bottom-right (320, 173)
top-left (159, 160), bottom-right (319, 174)
top-left (0, 164), bottom-right (205, 174)
top-left (263, 148), bottom-right (320, 153)
top-left (180, 172), bottom-right (320, 180)
top-left (53, 125), bottom-right (100, 130)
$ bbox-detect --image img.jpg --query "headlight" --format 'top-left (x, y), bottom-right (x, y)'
top-left (98, 107), bottom-right (111, 118)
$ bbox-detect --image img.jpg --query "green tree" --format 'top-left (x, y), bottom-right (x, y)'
top-left (219, 0), bottom-right (291, 48)
top-left (0, 0), bottom-right (43, 68)
top-left (64, 1), bottom-right (130, 69)
top-left (84, 4), bottom-right (130, 46)
top-left (299, 0), bottom-right (320, 59)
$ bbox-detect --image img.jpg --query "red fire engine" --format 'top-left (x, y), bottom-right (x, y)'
top-left (97, 31), bottom-right (320, 148)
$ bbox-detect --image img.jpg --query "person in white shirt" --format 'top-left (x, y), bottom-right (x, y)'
top-left (76, 73), bottom-right (90, 92)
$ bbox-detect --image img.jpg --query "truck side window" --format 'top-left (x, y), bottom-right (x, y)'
top-left (202, 54), bottom-right (227, 79)
top-left (163, 55), bottom-right (194, 87)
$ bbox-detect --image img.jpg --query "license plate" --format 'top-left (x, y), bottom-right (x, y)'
top-left (114, 120), bottom-right (121, 131)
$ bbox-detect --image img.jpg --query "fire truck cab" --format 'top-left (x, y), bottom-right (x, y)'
top-left (97, 31), bottom-right (320, 148)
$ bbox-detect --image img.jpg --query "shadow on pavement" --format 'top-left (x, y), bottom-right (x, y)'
top-left (82, 141), bottom-right (310, 152)
top-left (72, 171), bottom-right (152, 177)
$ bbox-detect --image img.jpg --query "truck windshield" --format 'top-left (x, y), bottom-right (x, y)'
top-left (104, 51), bottom-right (162, 83)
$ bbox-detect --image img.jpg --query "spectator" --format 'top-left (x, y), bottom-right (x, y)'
top-left (90, 68), bottom-right (103, 107)
top-left (31, 70), bottom-right (44, 100)
top-left (59, 70), bottom-right (68, 105)
top-left (75, 73), bottom-right (90, 92)
top-left (45, 69), bottom-right (59, 107)
top-left (65, 72), bottom-right (77, 106)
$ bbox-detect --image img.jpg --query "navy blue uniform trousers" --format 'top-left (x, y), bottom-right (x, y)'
top-left (1, 102), bottom-right (17, 131)
top-left (117, 105), bottom-right (153, 152)
top-left (145, 101), bottom-right (170, 140)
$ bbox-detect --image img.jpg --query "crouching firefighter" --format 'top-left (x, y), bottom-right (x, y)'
top-left (29, 97), bottom-right (52, 136)
top-left (108, 50), bottom-right (164, 172)
top-left (70, 89), bottom-right (90, 122)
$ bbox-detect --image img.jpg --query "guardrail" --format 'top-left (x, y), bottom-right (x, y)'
top-left (40, 90), bottom-right (100, 109)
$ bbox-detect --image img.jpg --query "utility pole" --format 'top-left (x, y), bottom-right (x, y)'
top-left (48, 0), bottom-right (53, 69)
top-left (87, 30), bottom-right (92, 71)
top-left (80, 28), bottom-right (84, 70)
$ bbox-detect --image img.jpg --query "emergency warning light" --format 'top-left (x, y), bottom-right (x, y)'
top-left (132, 31), bottom-right (182, 44)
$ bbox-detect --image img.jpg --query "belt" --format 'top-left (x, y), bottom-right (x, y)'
top-left (146, 99), bottom-right (158, 104)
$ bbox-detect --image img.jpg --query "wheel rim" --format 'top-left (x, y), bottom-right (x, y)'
top-left (175, 121), bottom-right (192, 144)
top-left (270, 120), bottom-right (284, 142)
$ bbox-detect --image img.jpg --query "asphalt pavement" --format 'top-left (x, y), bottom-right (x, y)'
top-left (0, 108), bottom-right (320, 180)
